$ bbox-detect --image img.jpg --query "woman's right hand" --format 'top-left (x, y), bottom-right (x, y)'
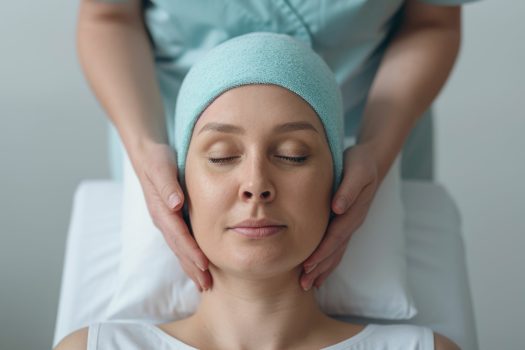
top-left (132, 141), bottom-right (212, 292)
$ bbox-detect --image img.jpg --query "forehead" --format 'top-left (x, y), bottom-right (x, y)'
top-left (193, 84), bottom-right (323, 134)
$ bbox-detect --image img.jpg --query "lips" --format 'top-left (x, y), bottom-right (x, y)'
top-left (228, 218), bottom-right (286, 239)
top-left (231, 218), bottom-right (285, 228)
top-left (230, 226), bottom-right (285, 239)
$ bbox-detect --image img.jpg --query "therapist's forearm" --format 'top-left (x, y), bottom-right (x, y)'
top-left (76, 2), bottom-right (168, 161)
top-left (357, 22), bottom-right (461, 183)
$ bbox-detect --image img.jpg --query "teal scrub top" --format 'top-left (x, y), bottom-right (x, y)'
top-left (108, 0), bottom-right (480, 181)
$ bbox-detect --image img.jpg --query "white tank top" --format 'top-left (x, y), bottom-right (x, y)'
top-left (87, 320), bottom-right (435, 349)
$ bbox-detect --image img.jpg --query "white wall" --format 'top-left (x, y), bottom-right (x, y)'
top-left (434, 1), bottom-right (525, 348)
top-left (0, 1), bottom-right (522, 349)
top-left (0, 2), bottom-right (110, 349)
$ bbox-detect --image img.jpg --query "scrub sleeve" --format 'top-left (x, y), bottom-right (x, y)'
top-left (106, 0), bottom-right (481, 182)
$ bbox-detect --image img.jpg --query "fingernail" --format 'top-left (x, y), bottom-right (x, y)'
top-left (198, 277), bottom-right (207, 291)
top-left (168, 193), bottom-right (181, 209)
top-left (196, 262), bottom-right (207, 272)
top-left (304, 264), bottom-right (317, 274)
top-left (335, 197), bottom-right (348, 212)
top-left (302, 281), bottom-right (312, 292)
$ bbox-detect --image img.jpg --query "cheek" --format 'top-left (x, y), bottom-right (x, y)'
top-left (185, 160), bottom-right (234, 246)
top-left (281, 165), bottom-right (333, 249)
top-left (186, 155), bottom-right (227, 207)
top-left (285, 163), bottom-right (332, 212)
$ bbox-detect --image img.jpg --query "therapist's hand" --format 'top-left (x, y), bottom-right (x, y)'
top-left (134, 141), bottom-right (212, 292)
top-left (300, 143), bottom-right (381, 291)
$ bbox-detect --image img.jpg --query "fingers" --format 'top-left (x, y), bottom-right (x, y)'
top-left (178, 252), bottom-right (213, 292)
top-left (146, 156), bottom-right (185, 211)
top-left (157, 210), bottom-right (212, 291)
top-left (134, 143), bottom-right (212, 291)
top-left (300, 238), bottom-right (349, 291)
top-left (300, 144), bottom-right (381, 291)
top-left (313, 240), bottom-right (347, 288)
top-left (137, 142), bottom-right (185, 211)
top-left (141, 170), bottom-right (211, 290)
top-left (301, 189), bottom-right (375, 292)
top-left (304, 182), bottom-right (374, 270)
top-left (332, 163), bottom-right (373, 215)
top-left (312, 254), bottom-right (343, 289)
top-left (161, 210), bottom-right (209, 269)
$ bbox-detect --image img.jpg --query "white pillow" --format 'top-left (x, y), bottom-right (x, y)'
top-left (104, 138), bottom-right (417, 321)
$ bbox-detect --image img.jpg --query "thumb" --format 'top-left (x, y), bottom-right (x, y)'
top-left (332, 176), bottom-right (363, 215)
top-left (151, 161), bottom-right (185, 211)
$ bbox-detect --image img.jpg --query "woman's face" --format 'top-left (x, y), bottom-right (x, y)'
top-left (184, 84), bottom-right (333, 278)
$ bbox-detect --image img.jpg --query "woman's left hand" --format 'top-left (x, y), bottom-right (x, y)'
top-left (300, 143), bottom-right (381, 291)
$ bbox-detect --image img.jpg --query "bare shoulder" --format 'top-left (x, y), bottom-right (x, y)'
top-left (54, 327), bottom-right (89, 350)
top-left (434, 332), bottom-right (461, 350)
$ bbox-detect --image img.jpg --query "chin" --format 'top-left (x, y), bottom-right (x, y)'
top-left (210, 246), bottom-right (308, 280)
top-left (196, 226), bottom-right (323, 278)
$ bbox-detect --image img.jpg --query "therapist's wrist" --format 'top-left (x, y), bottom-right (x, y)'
top-left (354, 138), bottom-right (400, 185)
top-left (114, 111), bottom-right (170, 160)
top-left (126, 137), bottom-right (174, 173)
top-left (356, 106), bottom-right (416, 184)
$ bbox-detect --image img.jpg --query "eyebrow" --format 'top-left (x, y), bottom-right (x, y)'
top-left (197, 121), bottom-right (319, 135)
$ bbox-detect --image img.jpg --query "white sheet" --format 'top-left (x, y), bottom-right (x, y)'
top-left (52, 180), bottom-right (478, 349)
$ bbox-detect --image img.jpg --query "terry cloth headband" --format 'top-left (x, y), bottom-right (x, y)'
top-left (174, 32), bottom-right (344, 216)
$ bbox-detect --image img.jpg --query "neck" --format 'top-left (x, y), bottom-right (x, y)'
top-left (190, 266), bottom-right (329, 349)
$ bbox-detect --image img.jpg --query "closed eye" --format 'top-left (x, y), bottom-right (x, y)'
top-left (207, 155), bottom-right (308, 165)
top-left (277, 155), bottom-right (308, 163)
top-left (208, 156), bottom-right (238, 164)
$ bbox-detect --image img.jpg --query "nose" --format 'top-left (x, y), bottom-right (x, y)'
top-left (239, 156), bottom-right (275, 203)
top-left (242, 188), bottom-right (273, 202)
